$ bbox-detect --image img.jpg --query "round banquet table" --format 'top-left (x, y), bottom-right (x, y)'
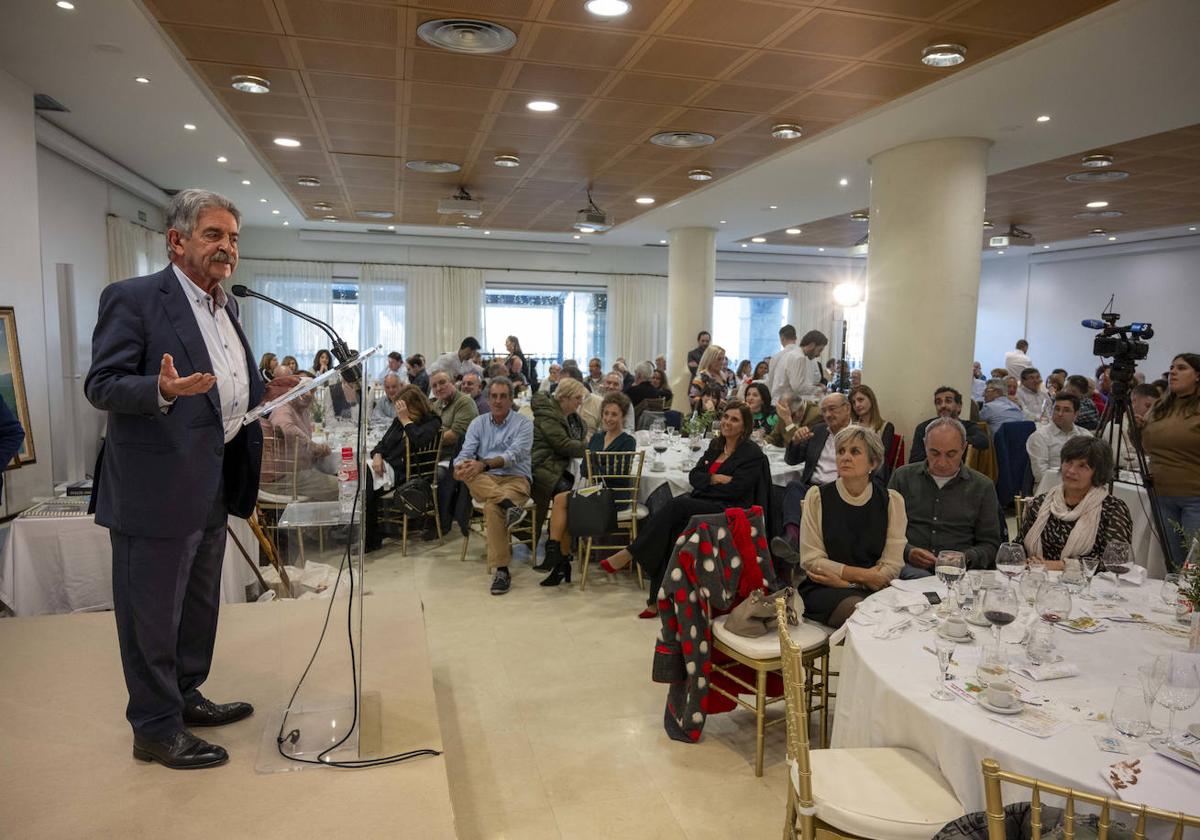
top-left (634, 441), bottom-right (801, 503)
top-left (831, 580), bottom-right (1199, 815)
top-left (1036, 468), bottom-right (1168, 579)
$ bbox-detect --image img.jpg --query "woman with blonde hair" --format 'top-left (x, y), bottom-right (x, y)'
top-left (688, 344), bottom-right (731, 411)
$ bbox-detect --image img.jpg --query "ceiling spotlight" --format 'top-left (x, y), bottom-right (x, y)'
top-left (134, 76), bottom-right (150, 84)
top-left (659, 239), bottom-right (667, 244)
top-left (921, 43), bottom-right (967, 67)
top-left (818, 247), bottom-right (826, 252)
top-left (838, 178), bottom-right (849, 187)
top-left (493, 153), bottom-right (520, 168)
top-left (216, 156), bottom-right (228, 163)
top-left (387, 225), bottom-right (395, 230)
top-left (56, 1), bottom-right (75, 8)
top-left (282, 221), bottom-right (289, 226)
top-left (1081, 153), bottom-right (1114, 168)
top-left (312, 202), bottom-right (333, 211)
top-left (484, 230), bottom-right (491, 235)
top-left (323, 215), bottom-right (338, 221)
top-left (356, 210), bottom-right (394, 219)
top-left (184, 123), bottom-right (197, 131)
top-left (258, 198), bottom-right (268, 203)
top-left (573, 234), bottom-right (581, 239)
top-left (1107, 236), bottom-right (1117, 241)
top-left (456, 221), bottom-right (471, 230)
top-left (585, 0), bottom-right (631, 16)
top-left (271, 209), bottom-right (280, 215)
top-left (785, 228), bottom-right (802, 235)
top-left (230, 75), bottom-right (271, 94)
top-left (241, 179), bottom-right (251, 185)
top-left (526, 100), bottom-right (558, 112)
top-left (296, 176), bottom-right (321, 187)
top-left (1088, 229), bottom-right (1108, 237)
top-left (635, 196), bottom-right (655, 205)
top-left (751, 237), bottom-right (766, 243)
top-left (688, 169), bottom-right (713, 181)
top-left (741, 244), bottom-right (748, 248)
top-left (417, 18), bottom-right (517, 54)
top-left (405, 160), bottom-right (461, 173)
top-left (1042, 245), bottom-right (1050, 249)
top-left (578, 226), bottom-right (595, 234)
top-left (719, 220), bottom-right (727, 224)
top-left (770, 123), bottom-right (803, 140)
top-left (649, 131), bottom-right (715, 148)
top-left (273, 137), bottom-right (301, 147)
top-left (1191, 227), bottom-right (1198, 232)
top-left (1086, 200), bottom-right (1109, 209)
top-left (1036, 115), bottom-right (1051, 123)
top-left (850, 212), bottom-right (869, 223)
top-left (997, 250), bottom-right (1005, 255)
top-left (983, 220), bottom-right (995, 229)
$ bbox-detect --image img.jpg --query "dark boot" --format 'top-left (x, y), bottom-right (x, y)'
top-left (540, 552), bottom-right (573, 587)
top-left (533, 539), bottom-right (563, 572)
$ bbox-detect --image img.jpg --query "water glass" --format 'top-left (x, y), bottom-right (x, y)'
top-left (1160, 574), bottom-right (1181, 615)
top-left (996, 543), bottom-right (1027, 581)
top-left (1158, 657), bottom-right (1200, 744)
top-left (1112, 685), bottom-right (1151, 738)
top-left (1020, 568), bottom-right (1048, 607)
top-left (1080, 555), bottom-right (1102, 600)
top-left (1026, 622), bottom-right (1057, 665)
top-left (1035, 581), bottom-right (1072, 625)
top-left (976, 646), bottom-right (1008, 688)
top-left (1138, 656), bottom-right (1169, 736)
top-left (931, 637), bottom-right (956, 701)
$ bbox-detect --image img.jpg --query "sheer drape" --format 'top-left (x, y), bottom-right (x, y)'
top-left (364, 264), bottom-right (484, 359)
top-left (106, 214), bottom-right (165, 284)
top-left (787, 282), bottom-right (838, 354)
top-left (606, 274), bottom-right (668, 367)
top-left (234, 260), bottom-right (335, 367)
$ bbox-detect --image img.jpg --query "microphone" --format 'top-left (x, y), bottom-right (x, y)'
top-left (1081, 319), bottom-right (1108, 330)
top-left (231, 284), bottom-right (360, 383)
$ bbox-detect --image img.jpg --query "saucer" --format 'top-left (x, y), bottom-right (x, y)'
top-left (1189, 723), bottom-right (1200, 739)
top-left (966, 612), bottom-right (993, 627)
top-left (977, 697), bottom-right (1022, 715)
top-left (938, 626), bottom-right (974, 642)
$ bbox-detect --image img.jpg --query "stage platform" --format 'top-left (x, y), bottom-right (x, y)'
top-left (0, 590), bottom-right (456, 839)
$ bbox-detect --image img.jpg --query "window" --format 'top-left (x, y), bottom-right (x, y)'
top-left (711, 294), bottom-right (789, 369)
top-left (842, 300), bottom-right (866, 371)
top-left (483, 288), bottom-right (606, 365)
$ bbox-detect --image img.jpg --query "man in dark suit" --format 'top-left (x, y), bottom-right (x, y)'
top-left (85, 189), bottom-right (264, 770)
top-left (0, 394), bottom-right (25, 503)
top-left (908, 386), bottom-right (990, 463)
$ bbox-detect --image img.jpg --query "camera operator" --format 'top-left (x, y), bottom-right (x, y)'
top-left (1140, 353), bottom-right (1200, 572)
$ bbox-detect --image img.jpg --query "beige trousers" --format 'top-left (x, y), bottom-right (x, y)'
top-left (463, 473), bottom-right (531, 570)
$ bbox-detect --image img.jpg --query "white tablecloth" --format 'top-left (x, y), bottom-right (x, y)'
top-left (831, 582), bottom-right (1199, 814)
top-left (1036, 468), bottom-right (1167, 580)
top-left (0, 514), bottom-right (258, 616)
top-left (635, 442), bottom-right (801, 502)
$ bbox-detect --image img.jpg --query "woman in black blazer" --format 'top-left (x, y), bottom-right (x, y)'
top-left (601, 401), bottom-right (769, 618)
top-left (364, 385), bottom-right (441, 552)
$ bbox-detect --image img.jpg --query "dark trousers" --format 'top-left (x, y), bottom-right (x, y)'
top-left (782, 478), bottom-right (816, 528)
top-left (629, 495), bottom-right (725, 605)
top-left (110, 477), bottom-right (228, 740)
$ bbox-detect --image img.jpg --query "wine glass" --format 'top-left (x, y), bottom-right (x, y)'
top-left (931, 636), bottom-right (956, 701)
top-left (1020, 567), bottom-right (1048, 607)
top-left (935, 551), bottom-right (966, 616)
top-left (1100, 541), bottom-right (1133, 601)
top-left (651, 430), bottom-right (669, 471)
top-left (1112, 685), bottom-right (1151, 739)
top-left (983, 585), bottom-right (1019, 648)
top-left (1080, 555), bottom-right (1102, 600)
top-left (995, 543), bottom-right (1027, 582)
top-left (1160, 574), bottom-right (1181, 615)
top-left (1138, 656), bottom-right (1169, 736)
top-left (1157, 657), bottom-right (1200, 745)
top-left (1035, 581), bottom-right (1072, 626)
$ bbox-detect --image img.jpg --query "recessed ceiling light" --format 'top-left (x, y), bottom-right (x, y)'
top-left (271, 209), bottom-right (280, 215)
top-left (282, 221), bottom-right (289, 226)
top-left (767, 205), bottom-right (778, 210)
top-left (921, 43), bottom-right (967, 67)
top-left (818, 247), bottom-right (825, 252)
top-left (216, 156), bottom-right (228, 163)
top-left (1081, 153), bottom-right (1114, 168)
top-left (526, 100), bottom-right (558, 112)
top-left (659, 239), bottom-right (667, 244)
top-left (493, 153), bottom-right (520, 168)
top-left (312, 202), bottom-right (333, 211)
top-left (573, 234), bottom-right (581, 239)
top-left (56, 1), bottom-right (75, 10)
top-left (259, 198), bottom-right (268, 203)
top-left (751, 237), bottom-right (766, 243)
top-left (1191, 227), bottom-right (1198, 232)
top-left (323, 216), bottom-right (338, 221)
top-left (997, 250), bottom-right (1005, 255)
top-left (456, 222), bottom-right (472, 230)
top-left (649, 131), bottom-right (715, 148)
top-left (1086, 200), bottom-right (1109, 209)
top-left (387, 225), bottom-right (395, 230)
top-left (184, 123), bottom-right (197, 131)
top-left (241, 179), bottom-right (251, 185)
top-left (1042, 245), bottom-right (1050, 249)
top-left (484, 230), bottom-right (491, 235)
top-left (356, 210), bottom-right (394, 219)
top-left (405, 160), bottom-right (461, 173)
top-left (134, 76), bottom-right (150, 84)
top-left (1065, 169), bottom-right (1129, 183)
top-left (850, 212), bottom-right (869, 223)
top-left (1107, 236), bottom-right (1117, 241)
top-left (983, 220), bottom-right (995, 229)
top-left (741, 243), bottom-right (748, 248)
top-left (688, 169), bottom-right (713, 181)
top-left (585, 0), bottom-right (631, 16)
top-left (785, 228), bottom-right (802, 235)
top-left (635, 196), bottom-right (655, 205)
top-left (273, 137), bottom-right (301, 147)
top-left (417, 18), bottom-right (517, 54)
top-left (719, 220), bottom-right (727, 224)
top-left (230, 75), bottom-right (271, 94)
top-left (770, 123), bottom-right (803, 140)
top-left (296, 176), bottom-right (322, 187)
top-left (578, 226), bottom-right (595, 234)
top-left (1036, 115), bottom-right (1051, 123)
top-left (838, 178), bottom-right (849, 187)
top-left (1088, 229), bottom-right (1108, 237)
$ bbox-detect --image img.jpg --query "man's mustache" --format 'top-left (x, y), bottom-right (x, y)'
top-left (211, 250), bottom-right (232, 264)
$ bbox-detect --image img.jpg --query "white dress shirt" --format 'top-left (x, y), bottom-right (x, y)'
top-left (766, 343), bottom-right (799, 398)
top-left (429, 351), bottom-right (480, 380)
top-left (795, 356), bottom-right (825, 401)
top-left (1004, 350), bottom-right (1032, 380)
top-left (811, 433), bottom-right (839, 485)
top-left (1016, 386), bottom-right (1049, 420)
top-left (170, 265), bottom-right (251, 443)
top-left (1025, 422), bottom-right (1090, 483)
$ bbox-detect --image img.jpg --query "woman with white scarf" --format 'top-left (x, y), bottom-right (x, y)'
top-left (1017, 436), bottom-right (1132, 570)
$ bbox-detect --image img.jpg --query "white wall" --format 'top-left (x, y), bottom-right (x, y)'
top-left (974, 239), bottom-right (1200, 378)
top-left (0, 68), bottom-right (51, 514)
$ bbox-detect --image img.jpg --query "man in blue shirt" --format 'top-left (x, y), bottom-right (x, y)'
top-left (453, 376), bottom-right (533, 595)
top-left (0, 394), bottom-right (26, 503)
top-left (979, 378), bottom-right (1025, 438)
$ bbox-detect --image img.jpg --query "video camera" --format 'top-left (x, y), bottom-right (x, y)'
top-left (1083, 311), bottom-right (1152, 394)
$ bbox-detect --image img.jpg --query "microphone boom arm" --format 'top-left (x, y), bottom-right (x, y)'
top-left (231, 284), bottom-right (360, 383)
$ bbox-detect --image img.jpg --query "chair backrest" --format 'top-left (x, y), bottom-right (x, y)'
top-left (980, 758), bottom-right (1200, 840)
top-left (886, 433), bottom-right (906, 470)
top-left (404, 435), bottom-right (442, 483)
top-left (995, 421), bottom-right (1036, 509)
top-left (777, 597), bottom-right (816, 840)
top-left (636, 410), bottom-right (666, 431)
top-left (584, 449), bottom-right (645, 514)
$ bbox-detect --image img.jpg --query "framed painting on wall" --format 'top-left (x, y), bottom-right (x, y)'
top-left (0, 306), bottom-right (36, 467)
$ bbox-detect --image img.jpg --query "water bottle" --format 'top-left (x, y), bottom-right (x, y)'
top-left (337, 446), bottom-right (357, 520)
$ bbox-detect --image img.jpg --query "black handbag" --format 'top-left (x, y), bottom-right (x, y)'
top-left (569, 484), bottom-right (617, 537)
top-left (395, 477), bottom-right (432, 518)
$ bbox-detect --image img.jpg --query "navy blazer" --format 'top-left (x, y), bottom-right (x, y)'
top-left (85, 265), bottom-right (264, 538)
top-left (0, 394), bottom-right (25, 504)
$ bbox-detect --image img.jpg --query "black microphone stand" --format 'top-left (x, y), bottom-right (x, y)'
top-left (231, 284), bottom-right (360, 384)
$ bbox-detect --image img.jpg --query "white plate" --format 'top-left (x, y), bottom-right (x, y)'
top-left (938, 626), bottom-right (974, 642)
top-left (977, 697), bottom-right (1023, 715)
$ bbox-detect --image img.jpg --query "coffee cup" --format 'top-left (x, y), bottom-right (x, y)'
top-left (986, 680), bottom-right (1016, 709)
top-left (944, 616), bottom-right (969, 638)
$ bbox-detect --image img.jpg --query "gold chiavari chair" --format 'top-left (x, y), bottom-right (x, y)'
top-left (458, 494), bottom-right (539, 564)
top-left (1013, 495), bottom-right (1032, 533)
top-left (778, 598), bottom-right (964, 840)
top-left (981, 758), bottom-right (1200, 840)
top-left (379, 436), bottom-right (443, 556)
top-left (578, 449), bottom-right (646, 591)
top-left (257, 426), bottom-right (309, 560)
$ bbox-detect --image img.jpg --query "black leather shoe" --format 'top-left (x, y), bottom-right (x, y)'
top-left (183, 698), bottom-right (255, 727)
top-left (770, 536), bottom-right (800, 565)
top-left (490, 567), bottom-right (511, 595)
top-left (133, 730), bottom-right (228, 770)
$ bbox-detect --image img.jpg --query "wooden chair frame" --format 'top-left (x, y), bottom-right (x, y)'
top-left (579, 449), bottom-right (647, 591)
top-left (981, 757), bottom-right (1200, 840)
top-left (378, 436), bottom-right (443, 556)
top-left (458, 493), bottom-right (539, 565)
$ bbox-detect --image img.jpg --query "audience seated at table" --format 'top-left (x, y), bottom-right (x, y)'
top-left (429, 370), bottom-right (479, 456)
top-left (1140, 352), bottom-right (1200, 571)
top-left (601, 401), bottom-right (770, 619)
top-left (909, 386), bottom-right (990, 463)
top-left (689, 344), bottom-right (733, 411)
top-left (530, 378), bottom-right (589, 552)
top-left (582, 371), bottom-right (635, 436)
top-left (1063, 375), bottom-right (1101, 430)
top-left (797, 425), bottom-right (907, 629)
top-left (258, 352), bottom-right (277, 383)
top-left (743, 382), bottom-right (777, 434)
top-left (278, 355), bottom-right (298, 376)
top-left (406, 353), bottom-right (429, 393)
top-left (625, 361), bottom-right (666, 409)
top-left (1026, 392), bottom-right (1090, 484)
top-left (461, 371), bottom-right (489, 415)
top-left (766, 394), bottom-right (821, 448)
top-left (365, 385), bottom-right (442, 553)
top-left (538, 392), bottom-right (636, 588)
top-left (849, 384), bottom-right (895, 479)
top-left (1017, 436), bottom-right (1133, 570)
top-left (980, 377), bottom-right (1025, 437)
top-left (258, 373), bottom-right (337, 502)
top-left (586, 356), bottom-right (605, 392)
top-left (371, 372), bottom-right (403, 423)
top-left (777, 392), bottom-right (856, 548)
top-left (889, 417), bottom-right (1001, 578)
top-left (1016, 367), bottom-right (1049, 420)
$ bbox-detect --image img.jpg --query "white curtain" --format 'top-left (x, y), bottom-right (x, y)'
top-left (606, 274), bottom-right (668, 368)
top-left (365, 264), bottom-right (484, 360)
top-left (787, 282), bottom-right (838, 359)
top-left (106, 214), bottom-right (165, 284)
top-left (233, 259), bottom-right (335, 369)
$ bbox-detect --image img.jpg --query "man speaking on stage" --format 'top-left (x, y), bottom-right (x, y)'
top-left (85, 189), bottom-right (264, 770)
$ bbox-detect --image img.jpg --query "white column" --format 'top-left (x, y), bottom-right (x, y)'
top-left (666, 226), bottom-right (717, 401)
top-left (862, 137), bottom-right (991, 446)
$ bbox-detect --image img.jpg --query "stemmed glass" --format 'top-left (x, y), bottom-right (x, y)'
top-left (1035, 581), bottom-right (1072, 626)
top-left (1138, 655), bottom-right (1169, 736)
top-left (1080, 555), bottom-right (1102, 600)
top-left (1160, 574), bottom-right (1182, 618)
top-left (1112, 686), bottom-right (1151, 739)
top-left (1100, 541), bottom-right (1133, 601)
top-left (651, 429), bottom-right (669, 472)
top-left (983, 585), bottom-right (1020, 648)
top-left (995, 543), bottom-right (1027, 583)
top-left (935, 551), bottom-right (965, 615)
top-left (1157, 657), bottom-right (1200, 745)
top-left (931, 637), bottom-right (956, 701)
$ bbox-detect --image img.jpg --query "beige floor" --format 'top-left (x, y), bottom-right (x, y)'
top-left (375, 532), bottom-right (797, 840)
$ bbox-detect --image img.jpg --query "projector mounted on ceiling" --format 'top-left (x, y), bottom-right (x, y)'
top-left (437, 186), bottom-right (483, 219)
top-left (573, 190), bottom-right (613, 232)
top-left (988, 224), bottom-right (1036, 249)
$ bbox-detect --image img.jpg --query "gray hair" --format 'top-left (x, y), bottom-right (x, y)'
top-left (164, 189), bottom-right (241, 255)
top-left (634, 361), bottom-right (654, 381)
top-left (488, 375), bottom-right (515, 399)
top-left (985, 377), bottom-right (1006, 393)
top-left (923, 416), bottom-right (967, 447)
top-left (820, 392), bottom-right (848, 410)
top-left (834, 424), bottom-right (885, 468)
top-left (382, 372), bottom-right (401, 385)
